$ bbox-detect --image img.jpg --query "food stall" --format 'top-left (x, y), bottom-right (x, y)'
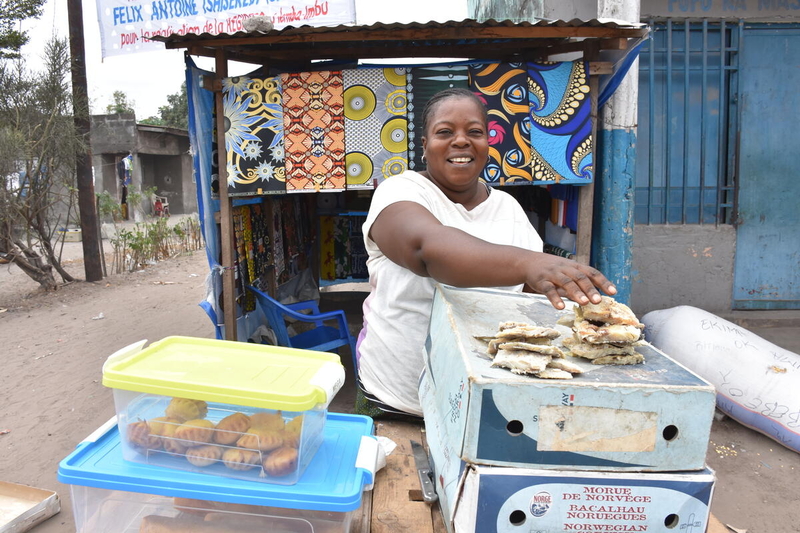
top-left (156, 17), bottom-right (649, 341)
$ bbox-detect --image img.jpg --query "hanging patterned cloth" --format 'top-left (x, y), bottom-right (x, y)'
top-left (468, 62), bottom-right (532, 185)
top-left (343, 67), bottom-right (409, 188)
top-left (528, 61), bottom-right (593, 184)
top-left (281, 71), bottom-right (346, 192)
top-left (222, 75), bottom-right (286, 196)
top-left (406, 65), bottom-right (469, 171)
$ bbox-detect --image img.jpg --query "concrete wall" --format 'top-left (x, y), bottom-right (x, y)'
top-left (630, 224), bottom-right (736, 317)
top-left (91, 114), bottom-right (137, 154)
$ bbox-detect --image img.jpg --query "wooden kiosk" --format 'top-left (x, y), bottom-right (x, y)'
top-left (159, 17), bottom-right (648, 341)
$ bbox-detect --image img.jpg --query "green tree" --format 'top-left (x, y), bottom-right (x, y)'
top-left (0, 0), bottom-right (46, 58)
top-left (138, 84), bottom-right (188, 128)
top-left (157, 82), bottom-right (188, 129)
top-left (106, 90), bottom-right (136, 114)
top-left (0, 37), bottom-right (83, 289)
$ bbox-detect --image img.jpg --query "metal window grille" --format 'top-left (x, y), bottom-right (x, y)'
top-left (635, 19), bottom-right (740, 225)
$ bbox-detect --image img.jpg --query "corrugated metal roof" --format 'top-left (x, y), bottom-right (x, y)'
top-left (156, 18), bottom-right (647, 45)
top-left (154, 18), bottom-right (649, 66)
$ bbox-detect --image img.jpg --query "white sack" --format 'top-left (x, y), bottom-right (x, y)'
top-left (642, 305), bottom-right (800, 454)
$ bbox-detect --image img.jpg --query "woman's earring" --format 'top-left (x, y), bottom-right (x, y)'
top-left (421, 153), bottom-right (427, 165)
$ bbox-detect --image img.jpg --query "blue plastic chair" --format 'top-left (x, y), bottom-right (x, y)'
top-left (246, 285), bottom-right (358, 375)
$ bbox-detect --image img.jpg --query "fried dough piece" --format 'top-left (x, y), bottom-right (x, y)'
top-left (185, 445), bottom-right (223, 467)
top-left (236, 427), bottom-right (283, 452)
top-left (491, 349), bottom-right (551, 374)
top-left (262, 446), bottom-right (299, 477)
top-left (221, 448), bottom-right (260, 471)
top-left (578, 296), bottom-right (644, 327)
top-left (213, 412), bottom-right (251, 445)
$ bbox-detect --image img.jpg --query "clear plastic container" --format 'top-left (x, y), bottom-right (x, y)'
top-left (59, 414), bottom-right (378, 533)
top-left (102, 336), bottom-right (345, 484)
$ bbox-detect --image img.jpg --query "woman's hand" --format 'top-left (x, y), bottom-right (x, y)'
top-left (522, 254), bottom-right (617, 310)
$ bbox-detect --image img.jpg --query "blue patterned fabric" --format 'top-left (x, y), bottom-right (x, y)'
top-left (528, 61), bottom-right (593, 184)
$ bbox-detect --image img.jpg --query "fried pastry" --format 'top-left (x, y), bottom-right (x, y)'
top-left (165, 397), bottom-right (208, 421)
top-left (262, 446), bottom-right (298, 477)
top-left (249, 411), bottom-right (285, 431)
top-left (185, 445), bottom-right (223, 467)
top-left (174, 419), bottom-right (216, 445)
top-left (236, 427), bottom-right (283, 452)
top-left (221, 448), bottom-right (261, 471)
top-left (213, 412), bottom-right (251, 445)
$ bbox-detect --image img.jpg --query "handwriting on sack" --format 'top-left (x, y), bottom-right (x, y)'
top-left (717, 369), bottom-right (800, 429)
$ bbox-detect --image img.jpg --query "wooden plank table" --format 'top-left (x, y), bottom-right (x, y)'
top-left (353, 420), bottom-right (730, 533)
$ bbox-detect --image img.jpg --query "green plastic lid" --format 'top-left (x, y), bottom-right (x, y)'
top-left (102, 336), bottom-right (345, 411)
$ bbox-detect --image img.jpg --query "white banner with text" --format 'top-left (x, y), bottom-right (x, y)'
top-left (96, 0), bottom-right (356, 58)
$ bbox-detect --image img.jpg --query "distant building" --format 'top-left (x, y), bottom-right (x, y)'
top-left (90, 114), bottom-right (197, 221)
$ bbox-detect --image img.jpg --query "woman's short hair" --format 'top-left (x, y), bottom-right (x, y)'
top-left (420, 88), bottom-right (489, 138)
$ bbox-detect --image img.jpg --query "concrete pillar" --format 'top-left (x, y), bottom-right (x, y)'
top-left (592, 0), bottom-right (640, 305)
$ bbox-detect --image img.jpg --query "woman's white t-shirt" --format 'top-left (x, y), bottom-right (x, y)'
top-left (358, 171), bottom-right (544, 416)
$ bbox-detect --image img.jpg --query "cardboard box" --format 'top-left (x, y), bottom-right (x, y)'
top-left (424, 286), bottom-right (716, 472)
top-left (58, 413), bottom-right (378, 533)
top-left (420, 370), bottom-right (716, 533)
top-left (103, 336), bottom-right (345, 484)
top-left (0, 482), bottom-right (60, 533)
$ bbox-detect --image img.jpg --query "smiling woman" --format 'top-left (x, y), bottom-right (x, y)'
top-left (354, 88), bottom-right (616, 419)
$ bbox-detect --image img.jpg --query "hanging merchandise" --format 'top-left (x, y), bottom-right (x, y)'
top-left (272, 199), bottom-right (286, 281)
top-left (319, 215), bottom-right (336, 281)
top-left (349, 216), bottom-right (368, 279)
top-left (122, 155), bottom-right (133, 186)
top-left (406, 65), bottom-right (469, 171)
top-left (468, 62), bottom-right (533, 185)
top-left (250, 203), bottom-right (272, 278)
top-left (281, 71), bottom-right (346, 192)
top-left (528, 61), bottom-right (593, 184)
top-left (223, 75), bottom-right (286, 196)
top-left (343, 67), bottom-right (409, 189)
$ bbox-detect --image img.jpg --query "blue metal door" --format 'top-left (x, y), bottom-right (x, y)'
top-left (733, 27), bottom-right (800, 310)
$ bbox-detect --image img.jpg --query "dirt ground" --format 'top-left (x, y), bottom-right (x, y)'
top-left (1, 242), bottom-right (798, 532)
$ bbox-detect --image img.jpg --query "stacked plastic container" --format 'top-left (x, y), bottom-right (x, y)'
top-left (420, 285), bottom-right (719, 533)
top-left (58, 336), bottom-right (379, 533)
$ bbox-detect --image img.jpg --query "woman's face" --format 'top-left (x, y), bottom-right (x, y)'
top-left (422, 96), bottom-right (489, 192)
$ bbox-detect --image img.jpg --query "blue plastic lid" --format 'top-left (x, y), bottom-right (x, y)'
top-left (58, 413), bottom-right (375, 513)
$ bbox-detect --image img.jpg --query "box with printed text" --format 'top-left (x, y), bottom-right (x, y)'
top-left (420, 369), bottom-right (716, 533)
top-left (423, 285), bottom-right (716, 472)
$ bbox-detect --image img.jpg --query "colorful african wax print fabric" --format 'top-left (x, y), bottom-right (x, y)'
top-left (468, 62), bottom-right (533, 185)
top-left (222, 75), bottom-right (286, 196)
top-left (281, 71), bottom-right (346, 192)
top-left (272, 198), bottom-right (286, 279)
top-left (406, 65), bottom-right (469, 171)
top-left (343, 68), bottom-right (409, 188)
top-left (528, 61), bottom-right (593, 184)
top-left (250, 203), bottom-right (271, 278)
